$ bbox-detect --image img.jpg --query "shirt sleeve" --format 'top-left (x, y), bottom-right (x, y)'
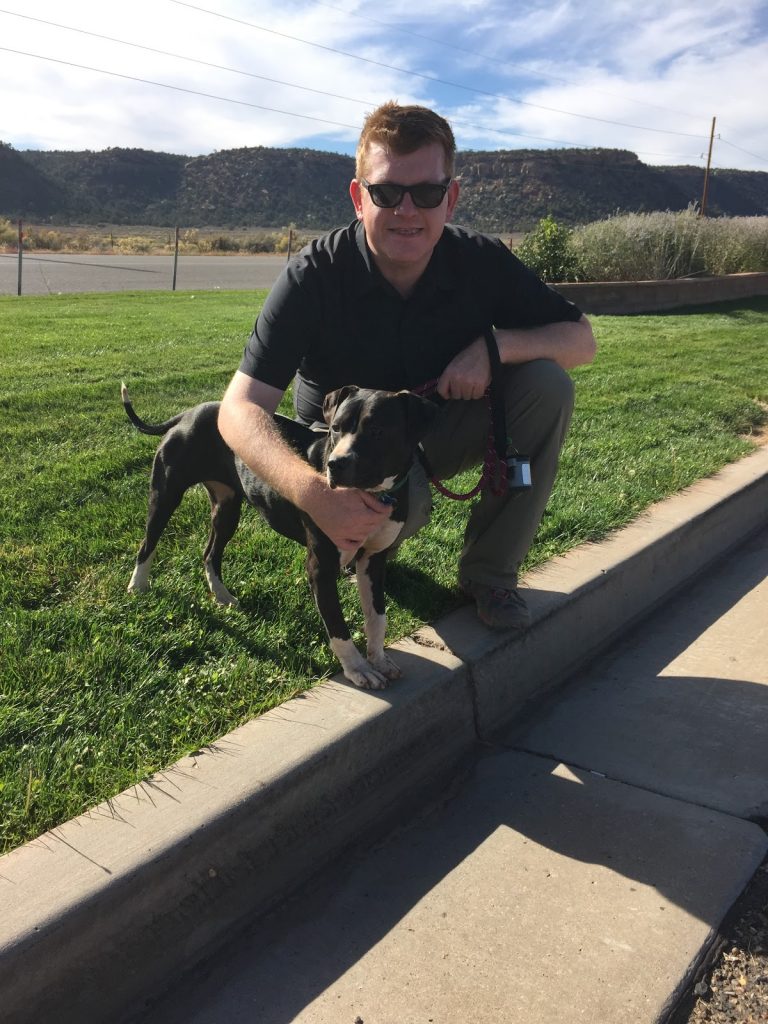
top-left (238, 260), bottom-right (319, 391)
top-left (489, 238), bottom-right (583, 328)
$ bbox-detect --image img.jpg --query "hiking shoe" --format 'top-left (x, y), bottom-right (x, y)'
top-left (460, 579), bottom-right (531, 632)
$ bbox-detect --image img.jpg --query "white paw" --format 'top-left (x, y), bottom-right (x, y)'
top-left (128, 553), bottom-right (154, 593)
top-left (205, 568), bottom-right (239, 607)
top-left (368, 652), bottom-right (402, 680)
top-left (332, 637), bottom-right (389, 689)
top-left (211, 588), bottom-right (239, 608)
top-left (345, 663), bottom-right (390, 690)
top-left (128, 568), bottom-right (150, 593)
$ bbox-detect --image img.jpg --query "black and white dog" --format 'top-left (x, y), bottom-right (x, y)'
top-left (122, 384), bottom-right (436, 689)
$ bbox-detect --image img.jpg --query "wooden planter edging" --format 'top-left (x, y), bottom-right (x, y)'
top-left (554, 272), bottom-right (768, 315)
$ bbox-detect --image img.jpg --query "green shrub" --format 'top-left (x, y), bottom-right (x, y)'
top-left (514, 215), bottom-right (582, 282)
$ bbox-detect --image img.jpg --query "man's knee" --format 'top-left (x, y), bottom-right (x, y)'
top-left (502, 359), bottom-right (574, 454)
top-left (503, 358), bottom-right (574, 416)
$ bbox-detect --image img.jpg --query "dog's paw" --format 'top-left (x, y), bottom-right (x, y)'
top-left (368, 652), bottom-right (402, 680)
top-left (332, 639), bottom-right (389, 690)
top-left (205, 568), bottom-right (239, 607)
top-left (128, 569), bottom-right (150, 594)
top-left (346, 663), bottom-right (389, 690)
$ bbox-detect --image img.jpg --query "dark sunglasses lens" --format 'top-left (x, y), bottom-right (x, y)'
top-left (367, 183), bottom-right (404, 207)
top-left (415, 185), bottom-right (450, 208)
top-left (367, 182), bottom-right (447, 208)
top-left (411, 184), bottom-right (448, 208)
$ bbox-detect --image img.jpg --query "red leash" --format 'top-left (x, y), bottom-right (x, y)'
top-left (411, 377), bottom-right (508, 501)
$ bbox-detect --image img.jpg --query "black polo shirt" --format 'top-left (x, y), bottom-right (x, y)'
top-left (240, 220), bottom-right (582, 423)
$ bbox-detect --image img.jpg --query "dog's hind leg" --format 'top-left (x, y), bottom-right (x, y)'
top-left (355, 550), bottom-right (402, 681)
top-left (202, 482), bottom-right (242, 607)
top-left (129, 471), bottom-right (185, 594)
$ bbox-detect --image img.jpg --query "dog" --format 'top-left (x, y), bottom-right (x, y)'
top-left (122, 383), bottom-right (437, 689)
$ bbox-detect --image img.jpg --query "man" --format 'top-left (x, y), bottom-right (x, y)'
top-left (218, 102), bottom-right (595, 630)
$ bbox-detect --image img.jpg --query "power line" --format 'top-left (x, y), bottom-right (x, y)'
top-left (168, 0), bottom-right (709, 140)
top-left (0, 46), bottom-right (361, 131)
top-left (3, 6), bottom-right (759, 166)
top-left (0, 8), bottom-right (382, 111)
top-left (0, 10), bottom-right (706, 159)
top-left (718, 137), bottom-right (768, 166)
top-left (301, 0), bottom-right (703, 122)
top-left (450, 117), bottom-right (704, 160)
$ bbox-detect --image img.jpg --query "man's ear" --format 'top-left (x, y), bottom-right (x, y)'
top-left (349, 178), bottom-right (364, 221)
top-left (323, 385), bottom-right (358, 423)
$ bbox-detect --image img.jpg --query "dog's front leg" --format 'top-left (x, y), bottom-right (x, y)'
top-left (355, 550), bottom-right (402, 682)
top-left (306, 539), bottom-right (389, 690)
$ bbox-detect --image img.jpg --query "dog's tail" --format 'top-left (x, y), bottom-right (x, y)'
top-left (121, 382), bottom-right (186, 436)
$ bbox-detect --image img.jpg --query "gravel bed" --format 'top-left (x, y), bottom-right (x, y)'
top-left (675, 856), bottom-right (768, 1024)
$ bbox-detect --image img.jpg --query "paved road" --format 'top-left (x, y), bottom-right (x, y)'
top-left (0, 252), bottom-right (286, 296)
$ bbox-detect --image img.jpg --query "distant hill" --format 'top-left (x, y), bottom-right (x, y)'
top-left (1, 141), bottom-right (766, 232)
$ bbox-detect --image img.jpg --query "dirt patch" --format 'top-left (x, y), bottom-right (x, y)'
top-left (675, 856), bottom-right (768, 1023)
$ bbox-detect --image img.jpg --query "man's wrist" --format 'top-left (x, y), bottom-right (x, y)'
top-left (292, 468), bottom-right (328, 515)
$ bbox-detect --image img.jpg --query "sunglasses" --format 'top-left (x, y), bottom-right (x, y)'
top-left (359, 178), bottom-right (451, 209)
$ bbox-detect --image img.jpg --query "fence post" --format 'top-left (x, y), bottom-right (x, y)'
top-left (172, 226), bottom-right (179, 291)
top-left (17, 219), bottom-right (23, 296)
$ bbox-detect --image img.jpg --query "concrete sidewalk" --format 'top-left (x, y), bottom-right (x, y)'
top-left (137, 526), bottom-right (768, 1024)
top-left (1, 446), bottom-right (767, 1024)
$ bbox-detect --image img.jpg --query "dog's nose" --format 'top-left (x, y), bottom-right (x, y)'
top-left (327, 453), bottom-right (356, 488)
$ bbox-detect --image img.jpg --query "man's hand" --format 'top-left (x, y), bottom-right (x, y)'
top-left (219, 373), bottom-right (392, 552)
top-left (436, 336), bottom-right (491, 400)
top-left (435, 315), bottom-right (597, 401)
top-left (301, 478), bottom-right (392, 552)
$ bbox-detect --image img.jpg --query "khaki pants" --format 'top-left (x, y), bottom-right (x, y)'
top-left (403, 359), bottom-right (574, 589)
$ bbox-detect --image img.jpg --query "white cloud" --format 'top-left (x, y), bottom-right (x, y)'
top-left (1, 0), bottom-right (766, 170)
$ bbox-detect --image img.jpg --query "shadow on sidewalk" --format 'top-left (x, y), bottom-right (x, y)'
top-left (139, 530), bottom-right (768, 1023)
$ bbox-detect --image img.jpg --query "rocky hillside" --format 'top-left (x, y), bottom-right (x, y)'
top-left (1, 140), bottom-right (766, 231)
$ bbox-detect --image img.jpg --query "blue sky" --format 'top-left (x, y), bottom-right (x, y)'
top-left (2, 0), bottom-right (767, 171)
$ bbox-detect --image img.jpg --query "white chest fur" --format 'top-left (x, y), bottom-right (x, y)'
top-left (338, 516), bottom-right (404, 566)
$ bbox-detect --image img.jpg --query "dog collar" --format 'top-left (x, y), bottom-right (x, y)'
top-left (371, 468), bottom-right (411, 507)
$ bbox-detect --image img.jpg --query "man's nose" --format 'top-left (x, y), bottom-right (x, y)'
top-left (394, 190), bottom-right (419, 214)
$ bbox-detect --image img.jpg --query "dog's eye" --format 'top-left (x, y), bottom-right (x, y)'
top-left (335, 413), bottom-right (359, 435)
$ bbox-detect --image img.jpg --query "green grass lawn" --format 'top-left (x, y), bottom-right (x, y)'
top-left (1, 290), bottom-right (767, 851)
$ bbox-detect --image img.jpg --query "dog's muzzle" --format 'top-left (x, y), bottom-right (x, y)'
top-left (326, 453), bottom-right (358, 488)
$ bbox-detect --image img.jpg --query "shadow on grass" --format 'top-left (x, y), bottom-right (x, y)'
top-left (385, 560), bottom-right (462, 623)
top-left (636, 295), bottom-right (768, 318)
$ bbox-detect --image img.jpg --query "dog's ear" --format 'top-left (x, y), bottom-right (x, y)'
top-left (323, 385), bottom-right (359, 424)
top-left (397, 391), bottom-right (439, 441)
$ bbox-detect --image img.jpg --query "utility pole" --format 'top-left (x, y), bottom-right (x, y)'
top-left (17, 220), bottom-right (23, 296)
top-left (700, 117), bottom-right (716, 217)
top-left (172, 225), bottom-right (180, 291)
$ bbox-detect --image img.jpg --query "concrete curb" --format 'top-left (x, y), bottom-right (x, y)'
top-left (2, 445), bottom-right (768, 1024)
top-left (555, 272), bottom-right (768, 315)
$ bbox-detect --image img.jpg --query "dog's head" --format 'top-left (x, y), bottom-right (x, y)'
top-left (322, 386), bottom-right (437, 490)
